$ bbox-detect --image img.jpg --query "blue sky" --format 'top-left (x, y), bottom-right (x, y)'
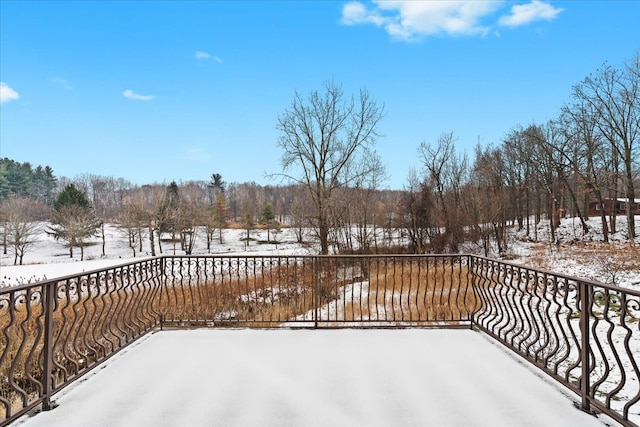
top-left (1, 1), bottom-right (638, 190)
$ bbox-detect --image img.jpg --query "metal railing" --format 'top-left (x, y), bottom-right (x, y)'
top-left (0, 258), bottom-right (163, 425)
top-left (471, 256), bottom-right (640, 427)
top-left (1, 254), bottom-right (638, 426)
top-left (160, 255), bottom-right (473, 327)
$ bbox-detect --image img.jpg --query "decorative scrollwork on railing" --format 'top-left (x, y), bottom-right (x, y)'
top-left (2, 255), bottom-right (637, 426)
top-left (1, 258), bottom-right (165, 425)
top-left (471, 256), bottom-right (639, 426)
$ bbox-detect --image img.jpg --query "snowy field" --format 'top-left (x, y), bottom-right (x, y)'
top-left (11, 329), bottom-right (614, 427)
top-left (506, 216), bottom-right (640, 290)
top-left (1, 216), bottom-right (638, 290)
top-left (0, 225), bottom-right (312, 288)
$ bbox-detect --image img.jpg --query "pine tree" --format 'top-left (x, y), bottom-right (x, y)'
top-left (0, 163), bottom-right (10, 200)
top-left (157, 181), bottom-right (181, 253)
top-left (261, 203), bottom-right (276, 242)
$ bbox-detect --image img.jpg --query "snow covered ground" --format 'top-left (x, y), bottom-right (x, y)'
top-left (11, 329), bottom-right (615, 427)
top-left (1, 216), bottom-right (638, 290)
top-left (505, 216), bottom-right (640, 290)
top-left (0, 225), bottom-right (312, 288)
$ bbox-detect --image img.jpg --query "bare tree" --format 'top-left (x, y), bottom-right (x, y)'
top-left (397, 170), bottom-right (434, 254)
top-left (0, 198), bottom-right (43, 265)
top-left (212, 192), bottom-right (230, 245)
top-left (275, 81), bottom-right (385, 254)
top-left (561, 100), bottom-right (612, 241)
top-left (177, 182), bottom-right (206, 255)
top-left (573, 55), bottom-right (639, 239)
top-left (49, 204), bottom-right (101, 260)
top-left (468, 144), bottom-right (510, 256)
top-left (526, 121), bottom-right (591, 235)
top-left (347, 152), bottom-right (387, 253)
top-left (119, 196), bottom-right (147, 257)
top-left (48, 184), bottom-right (101, 260)
top-left (418, 132), bottom-right (468, 253)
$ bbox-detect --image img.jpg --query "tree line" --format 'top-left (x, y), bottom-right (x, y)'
top-left (0, 158), bottom-right (57, 205)
top-left (0, 52), bottom-right (638, 264)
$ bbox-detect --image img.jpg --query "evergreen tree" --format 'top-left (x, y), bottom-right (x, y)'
top-left (53, 183), bottom-right (91, 210)
top-left (0, 158), bottom-right (57, 203)
top-left (210, 173), bottom-right (226, 194)
top-left (260, 203), bottom-right (277, 242)
top-left (0, 163), bottom-right (10, 200)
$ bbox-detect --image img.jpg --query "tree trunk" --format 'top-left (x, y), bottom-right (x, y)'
top-left (148, 224), bottom-right (156, 257)
top-left (319, 218), bottom-right (329, 255)
top-left (623, 147), bottom-right (636, 239)
top-left (157, 230), bottom-right (163, 254)
top-left (101, 223), bottom-right (106, 257)
top-left (597, 199), bottom-right (610, 243)
top-left (561, 176), bottom-right (589, 234)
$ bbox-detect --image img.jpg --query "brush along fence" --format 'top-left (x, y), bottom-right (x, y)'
top-left (1, 255), bottom-right (638, 426)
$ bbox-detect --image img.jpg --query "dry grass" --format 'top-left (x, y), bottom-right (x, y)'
top-left (0, 297), bottom-right (44, 420)
top-left (160, 260), bottom-right (334, 325)
top-left (341, 260), bottom-right (475, 323)
top-left (527, 242), bottom-right (640, 286)
top-left (160, 258), bottom-right (475, 325)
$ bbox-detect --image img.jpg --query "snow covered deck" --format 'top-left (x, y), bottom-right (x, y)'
top-left (13, 329), bottom-right (613, 427)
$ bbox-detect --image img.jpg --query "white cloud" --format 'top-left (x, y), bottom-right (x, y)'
top-left (341, 1), bottom-right (502, 41)
top-left (499, 0), bottom-right (563, 27)
top-left (196, 51), bottom-right (223, 63)
top-left (123, 89), bottom-right (154, 101)
top-left (341, 1), bottom-right (563, 40)
top-left (51, 76), bottom-right (72, 89)
top-left (0, 82), bottom-right (20, 103)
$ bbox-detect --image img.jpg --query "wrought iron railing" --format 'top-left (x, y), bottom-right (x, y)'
top-left (1, 254), bottom-right (638, 426)
top-left (160, 255), bottom-right (473, 327)
top-left (0, 258), bottom-right (163, 425)
top-left (471, 256), bottom-right (640, 427)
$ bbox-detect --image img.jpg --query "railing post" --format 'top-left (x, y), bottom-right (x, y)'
top-left (579, 281), bottom-right (591, 413)
top-left (159, 256), bottom-right (166, 328)
top-left (468, 255), bottom-right (475, 327)
top-left (42, 282), bottom-right (56, 411)
top-left (313, 257), bottom-right (319, 329)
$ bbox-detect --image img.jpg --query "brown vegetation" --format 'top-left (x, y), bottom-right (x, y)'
top-left (526, 242), bottom-right (640, 287)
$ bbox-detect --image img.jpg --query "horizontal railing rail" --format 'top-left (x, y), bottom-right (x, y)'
top-left (1, 254), bottom-right (638, 426)
top-left (470, 256), bottom-right (639, 427)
